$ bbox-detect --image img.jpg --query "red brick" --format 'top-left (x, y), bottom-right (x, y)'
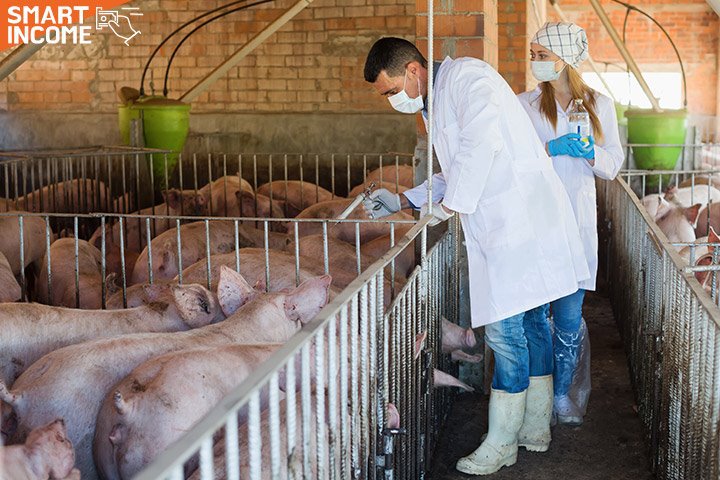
top-left (416, 14), bottom-right (484, 37)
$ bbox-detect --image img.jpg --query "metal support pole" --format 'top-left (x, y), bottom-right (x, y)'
top-left (181, 0), bottom-right (315, 102)
top-left (580, 0), bottom-right (661, 111)
top-left (549, 1), bottom-right (618, 103)
top-left (0, 42), bottom-right (45, 81)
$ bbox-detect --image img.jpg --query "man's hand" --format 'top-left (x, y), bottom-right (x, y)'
top-left (362, 189), bottom-right (401, 219)
top-left (421, 202), bottom-right (454, 226)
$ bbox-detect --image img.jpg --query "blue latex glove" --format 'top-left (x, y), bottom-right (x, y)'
top-left (581, 135), bottom-right (595, 160)
top-left (547, 133), bottom-right (586, 158)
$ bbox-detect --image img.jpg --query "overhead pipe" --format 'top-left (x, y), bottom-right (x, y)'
top-left (181, 0), bottom-right (315, 102)
top-left (0, 42), bottom-right (45, 82)
top-left (583, 0), bottom-right (661, 111)
top-left (548, 0), bottom-right (618, 103)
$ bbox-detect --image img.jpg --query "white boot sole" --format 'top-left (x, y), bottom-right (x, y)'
top-left (456, 452), bottom-right (517, 475)
top-left (518, 440), bottom-right (549, 452)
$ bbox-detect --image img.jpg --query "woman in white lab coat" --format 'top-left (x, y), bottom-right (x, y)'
top-left (517, 22), bottom-right (624, 425)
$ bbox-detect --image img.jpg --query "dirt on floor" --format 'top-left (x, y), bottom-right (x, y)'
top-left (430, 291), bottom-right (655, 479)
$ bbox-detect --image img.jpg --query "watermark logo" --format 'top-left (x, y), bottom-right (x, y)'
top-left (2, 2), bottom-right (141, 51)
top-left (95, 7), bottom-right (142, 46)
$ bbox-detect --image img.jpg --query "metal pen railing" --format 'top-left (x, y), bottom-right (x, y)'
top-left (133, 215), bottom-right (459, 480)
top-left (599, 175), bottom-right (720, 479)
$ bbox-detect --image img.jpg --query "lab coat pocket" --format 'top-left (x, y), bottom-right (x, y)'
top-left (478, 189), bottom-right (533, 250)
top-left (576, 189), bottom-right (597, 228)
top-left (434, 121), bottom-right (459, 169)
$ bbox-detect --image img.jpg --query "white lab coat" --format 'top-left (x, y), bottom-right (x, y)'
top-left (404, 57), bottom-right (590, 327)
top-left (517, 87), bottom-right (624, 290)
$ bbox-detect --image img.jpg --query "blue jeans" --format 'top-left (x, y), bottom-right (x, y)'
top-left (484, 305), bottom-right (554, 393)
top-left (551, 289), bottom-right (586, 396)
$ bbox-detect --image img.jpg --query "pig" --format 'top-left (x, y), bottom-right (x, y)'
top-left (109, 188), bottom-right (208, 253)
top-left (664, 184), bottom-right (720, 210)
top-left (653, 202), bottom-right (701, 245)
top-left (695, 202), bottom-right (720, 238)
top-left (678, 176), bottom-right (720, 190)
top-left (441, 317), bottom-right (483, 363)
top-left (433, 369), bottom-right (474, 392)
top-left (365, 164), bottom-right (415, 189)
top-left (197, 175), bottom-right (254, 217)
top-left (0, 251), bottom-right (22, 302)
top-left (0, 269), bottom-right (331, 478)
top-left (0, 214), bottom-right (50, 276)
top-left (0, 419), bottom-right (79, 480)
top-left (186, 397), bottom-right (325, 480)
top-left (257, 180), bottom-right (334, 217)
top-left (641, 194), bottom-right (672, 220)
top-left (0, 283), bottom-right (222, 385)
top-left (35, 238), bottom-right (104, 309)
top-left (360, 234), bottom-right (416, 282)
top-left (93, 344), bottom-right (282, 479)
top-left (348, 180), bottom-right (409, 198)
top-left (233, 189), bottom-right (288, 223)
top-left (14, 179), bottom-right (111, 214)
top-left (679, 227), bottom-right (720, 265)
top-left (179, 248), bottom-right (332, 293)
top-left (287, 234), bottom-right (374, 289)
top-left (131, 221), bottom-right (289, 284)
top-left (88, 224), bottom-right (139, 282)
top-left (294, 198), bottom-right (414, 245)
top-left (104, 279), bottom-right (176, 309)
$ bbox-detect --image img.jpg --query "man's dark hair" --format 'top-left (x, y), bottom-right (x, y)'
top-left (364, 37), bottom-right (428, 83)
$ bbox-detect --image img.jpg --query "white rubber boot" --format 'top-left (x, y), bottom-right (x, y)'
top-left (517, 375), bottom-right (553, 452)
top-left (455, 389), bottom-right (527, 475)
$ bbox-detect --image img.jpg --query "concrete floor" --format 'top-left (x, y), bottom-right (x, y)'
top-left (431, 292), bottom-right (655, 479)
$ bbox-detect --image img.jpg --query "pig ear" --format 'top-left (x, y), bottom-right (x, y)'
top-left (284, 275), bottom-right (332, 324)
top-left (172, 285), bottom-right (217, 328)
top-left (114, 391), bottom-right (128, 415)
top-left (217, 266), bottom-right (255, 317)
top-left (142, 283), bottom-right (171, 301)
top-left (709, 226), bottom-right (720, 247)
top-left (0, 382), bottom-right (21, 407)
top-left (162, 189), bottom-right (182, 210)
top-left (105, 274), bottom-right (120, 296)
top-left (685, 203), bottom-right (702, 225)
top-left (664, 184), bottom-right (678, 198)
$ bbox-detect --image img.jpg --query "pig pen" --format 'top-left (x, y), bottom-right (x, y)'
top-left (0, 146), bottom-right (464, 479)
top-left (598, 170), bottom-right (720, 480)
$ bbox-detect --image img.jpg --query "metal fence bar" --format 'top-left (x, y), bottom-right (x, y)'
top-left (599, 175), bottom-right (720, 480)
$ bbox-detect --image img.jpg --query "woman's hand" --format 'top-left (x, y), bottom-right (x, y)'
top-left (547, 133), bottom-right (587, 158)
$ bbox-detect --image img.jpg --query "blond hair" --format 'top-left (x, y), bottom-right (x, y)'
top-left (538, 67), bottom-right (604, 143)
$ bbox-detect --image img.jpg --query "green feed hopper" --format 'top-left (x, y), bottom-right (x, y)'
top-left (117, 96), bottom-right (191, 180)
top-left (625, 108), bottom-right (687, 190)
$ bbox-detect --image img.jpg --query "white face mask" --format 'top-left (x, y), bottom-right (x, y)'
top-left (388, 70), bottom-right (424, 114)
top-left (531, 60), bottom-right (565, 82)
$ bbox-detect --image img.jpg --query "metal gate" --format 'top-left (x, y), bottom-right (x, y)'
top-left (598, 175), bottom-right (720, 480)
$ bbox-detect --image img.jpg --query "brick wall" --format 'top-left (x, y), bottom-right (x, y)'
top-left (0, 0), bottom-right (416, 113)
top-left (497, 0), bottom-right (545, 94)
top-left (415, 0), bottom-right (497, 67)
top-left (549, 0), bottom-right (718, 116)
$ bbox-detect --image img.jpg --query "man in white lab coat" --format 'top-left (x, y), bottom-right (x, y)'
top-left (362, 37), bottom-right (591, 475)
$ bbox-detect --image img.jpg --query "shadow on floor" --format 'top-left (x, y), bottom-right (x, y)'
top-left (430, 291), bottom-right (655, 479)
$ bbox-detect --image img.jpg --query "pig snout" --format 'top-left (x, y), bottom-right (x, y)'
top-left (441, 317), bottom-right (477, 353)
top-left (433, 369), bottom-right (474, 392)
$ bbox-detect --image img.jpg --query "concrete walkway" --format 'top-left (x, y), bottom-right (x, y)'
top-left (431, 292), bottom-right (654, 479)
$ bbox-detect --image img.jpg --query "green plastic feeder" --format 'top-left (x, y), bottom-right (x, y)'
top-left (117, 96), bottom-right (190, 180)
top-left (625, 108), bottom-right (687, 190)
